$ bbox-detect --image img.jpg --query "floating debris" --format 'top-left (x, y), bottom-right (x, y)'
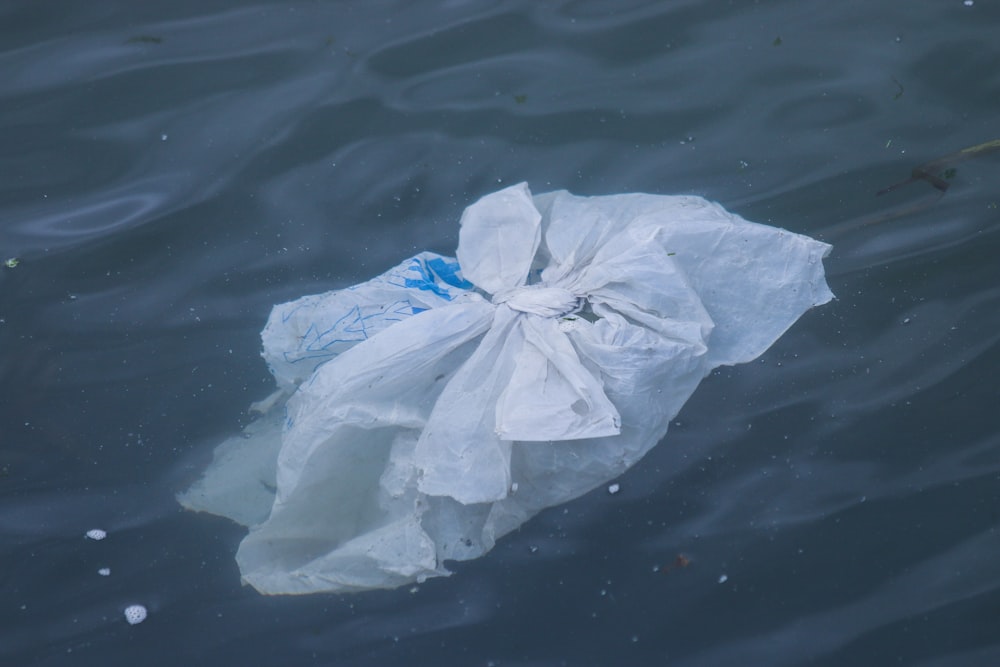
top-left (125, 35), bottom-right (163, 45)
top-left (890, 75), bottom-right (904, 100)
top-left (854, 137), bottom-right (1000, 227)
top-left (658, 553), bottom-right (692, 574)
top-left (124, 604), bottom-right (147, 625)
top-left (85, 529), bottom-right (107, 541)
top-left (878, 138), bottom-right (1000, 197)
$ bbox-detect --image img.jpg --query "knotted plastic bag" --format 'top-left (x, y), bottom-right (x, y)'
top-left (179, 182), bottom-right (833, 594)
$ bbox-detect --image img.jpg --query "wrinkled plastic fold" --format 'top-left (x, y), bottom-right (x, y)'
top-left (179, 182), bottom-right (833, 594)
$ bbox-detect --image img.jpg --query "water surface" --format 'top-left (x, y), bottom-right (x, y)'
top-left (2, 1), bottom-right (998, 665)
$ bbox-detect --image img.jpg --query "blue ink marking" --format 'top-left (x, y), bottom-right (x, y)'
top-left (402, 257), bottom-right (453, 299)
top-left (427, 257), bottom-right (473, 290)
top-left (308, 305), bottom-right (365, 350)
top-left (280, 302), bottom-right (306, 324)
top-left (283, 349), bottom-right (335, 364)
top-left (356, 306), bottom-right (369, 340)
top-left (278, 255), bottom-right (475, 370)
top-left (296, 322), bottom-right (317, 352)
top-left (389, 299), bottom-right (414, 317)
top-left (283, 299), bottom-right (425, 365)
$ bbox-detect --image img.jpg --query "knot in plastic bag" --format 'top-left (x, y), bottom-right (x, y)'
top-left (492, 285), bottom-right (581, 318)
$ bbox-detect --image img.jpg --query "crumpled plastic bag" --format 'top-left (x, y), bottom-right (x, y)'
top-left (179, 182), bottom-right (833, 594)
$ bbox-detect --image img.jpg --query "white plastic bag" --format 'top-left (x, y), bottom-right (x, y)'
top-left (179, 182), bottom-right (833, 594)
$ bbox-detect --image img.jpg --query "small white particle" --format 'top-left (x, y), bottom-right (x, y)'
top-left (97, 567), bottom-right (111, 576)
top-left (718, 574), bottom-right (729, 584)
top-left (161, 133), bottom-right (168, 141)
top-left (85, 529), bottom-right (107, 541)
top-left (607, 483), bottom-right (620, 495)
top-left (124, 604), bottom-right (147, 625)
top-left (964, 1), bottom-right (973, 6)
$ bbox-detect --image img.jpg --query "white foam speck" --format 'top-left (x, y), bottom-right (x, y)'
top-left (124, 604), bottom-right (147, 625)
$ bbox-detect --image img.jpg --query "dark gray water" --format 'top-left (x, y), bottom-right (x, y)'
top-left (2, 1), bottom-right (998, 665)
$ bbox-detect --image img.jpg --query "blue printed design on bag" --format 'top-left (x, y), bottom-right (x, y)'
top-left (281, 299), bottom-right (417, 367)
top-left (402, 258), bottom-right (449, 299)
top-left (397, 255), bottom-right (473, 300)
top-left (427, 257), bottom-right (474, 290)
top-left (275, 253), bottom-right (474, 378)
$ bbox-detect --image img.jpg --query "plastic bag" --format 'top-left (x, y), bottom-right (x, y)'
top-left (179, 182), bottom-right (833, 594)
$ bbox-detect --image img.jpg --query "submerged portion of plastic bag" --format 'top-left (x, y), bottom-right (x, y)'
top-left (179, 183), bottom-right (833, 594)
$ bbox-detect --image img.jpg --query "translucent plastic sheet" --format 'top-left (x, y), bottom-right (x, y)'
top-left (179, 183), bottom-right (833, 594)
